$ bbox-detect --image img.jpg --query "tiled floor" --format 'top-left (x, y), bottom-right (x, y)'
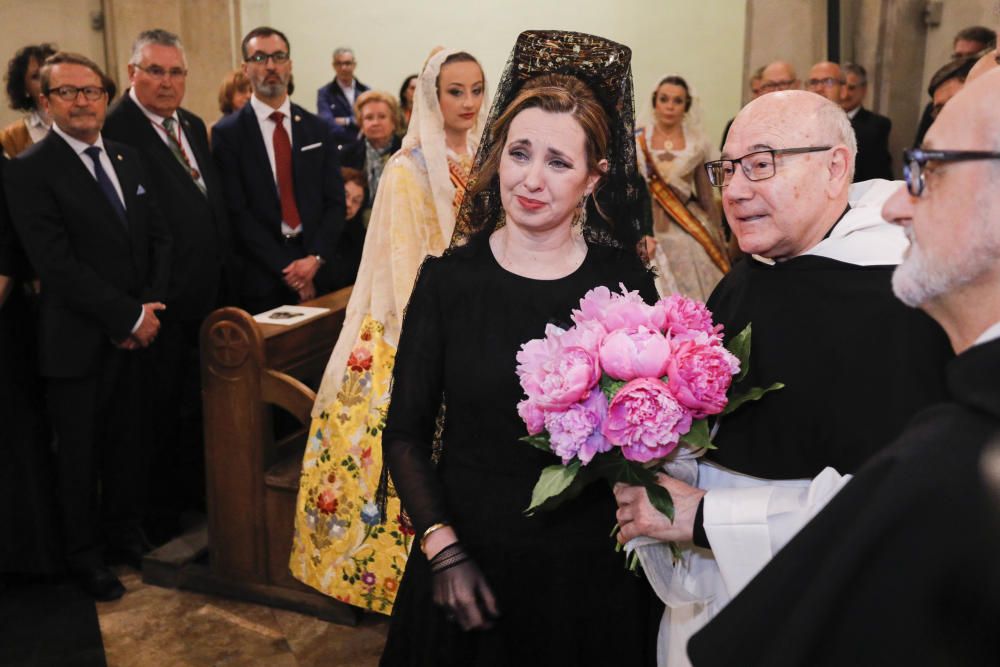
top-left (96, 570), bottom-right (389, 666)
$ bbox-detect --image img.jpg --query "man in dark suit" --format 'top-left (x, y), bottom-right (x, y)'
top-left (840, 63), bottom-right (893, 181)
top-left (213, 26), bottom-right (347, 313)
top-left (103, 29), bottom-right (230, 542)
top-left (4, 52), bottom-right (171, 600)
top-left (316, 47), bottom-right (369, 147)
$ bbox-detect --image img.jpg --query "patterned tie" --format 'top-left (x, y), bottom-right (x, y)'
top-left (83, 145), bottom-right (127, 226)
top-left (161, 117), bottom-right (207, 195)
top-left (269, 111), bottom-right (302, 230)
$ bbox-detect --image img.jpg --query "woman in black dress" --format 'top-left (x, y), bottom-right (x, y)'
top-left (379, 31), bottom-right (659, 666)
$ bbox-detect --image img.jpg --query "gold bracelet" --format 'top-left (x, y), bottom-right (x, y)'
top-left (420, 522), bottom-right (450, 555)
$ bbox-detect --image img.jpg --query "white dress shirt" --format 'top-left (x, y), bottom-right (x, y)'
top-left (26, 110), bottom-right (51, 144)
top-left (337, 78), bottom-right (357, 108)
top-left (248, 94), bottom-right (299, 236)
top-left (51, 123), bottom-right (143, 333)
top-left (128, 88), bottom-right (206, 191)
top-left (974, 320), bottom-right (1000, 346)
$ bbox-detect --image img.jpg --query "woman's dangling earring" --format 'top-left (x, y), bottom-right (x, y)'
top-left (574, 194), bottom-right (588, 228)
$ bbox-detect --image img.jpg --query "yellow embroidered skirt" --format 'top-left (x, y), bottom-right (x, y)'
top-left (290, 315), bottom-right (412, 613)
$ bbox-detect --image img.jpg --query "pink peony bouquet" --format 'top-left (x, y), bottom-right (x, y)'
top-left (516, 285), bottom-right (782, 525)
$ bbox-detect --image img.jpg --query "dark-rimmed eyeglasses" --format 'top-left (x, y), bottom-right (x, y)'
top-left (135, 64), bottom-right (187, 80)
top-left (806, 77), bottom-right (844, 88)
top-left (48, 85), bottom-right (106, 101)
top-left (758, 79), bottom-right (796, 93)
top-left (245, 51), bottom-right (289, 65)
top-left (903, 148), bottom-right (1000, 197)
top-left (704, 146), bottom-right (833, 188)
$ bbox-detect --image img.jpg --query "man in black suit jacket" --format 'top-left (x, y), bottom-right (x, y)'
top-left (316, 47), bottom-right (369, 147)
top-left (841, 63), bottom-right (893, 181)
top-left (213, 26), bottom-right (347, 313)
top-left (103, 29), bottom-right (231, 541)
top-left (4, 52), bottom-right (171, 600)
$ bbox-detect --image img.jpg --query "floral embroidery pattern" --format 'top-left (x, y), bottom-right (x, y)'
top-left (290, 315), bottom-right (411, 614)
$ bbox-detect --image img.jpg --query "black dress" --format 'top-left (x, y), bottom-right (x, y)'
top-left (0, 158), bottom-right (60, 575)
top-left (380, 240), bottom-right (660, 667)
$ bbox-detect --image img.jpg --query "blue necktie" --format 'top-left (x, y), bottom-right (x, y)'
top-left (83, 145), bottom-right (127, 226)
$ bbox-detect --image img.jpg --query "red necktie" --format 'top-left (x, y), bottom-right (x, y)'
top-left (269, 111), bottom-right (302, 230)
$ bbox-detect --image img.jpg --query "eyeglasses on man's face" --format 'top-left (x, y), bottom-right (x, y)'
top-left (806, 77), bottom-right (844, 89)
top-left (48, 85), bottom-right (106, 102)
top-left (758, 79), bottom-right (796, 93)
top-left (135, 64), bottom-right (187, 81)
top-left (245, 51), bottom-right (290, 65)
top-left (902, 147), bottom-right (1000, 197)
top-left (704, 146), bottom-right (833, 188)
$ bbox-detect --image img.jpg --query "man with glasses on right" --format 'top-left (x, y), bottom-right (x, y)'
top-left (612, 90), bottom-right (951, 666)
top-left (688, 68), bottom-right (1000, 667)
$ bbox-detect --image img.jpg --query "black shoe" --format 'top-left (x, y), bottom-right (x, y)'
top-left (106, 541), bottom-right (149, 570)
top-left (75, 566), bottom-right (126, 601)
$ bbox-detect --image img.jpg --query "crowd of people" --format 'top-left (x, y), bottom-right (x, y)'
top-left (1, 18), bottom-right (999, 667)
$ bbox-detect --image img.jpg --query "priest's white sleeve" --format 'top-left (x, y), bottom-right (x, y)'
top-left (701, 462), bottom-right (852, 597)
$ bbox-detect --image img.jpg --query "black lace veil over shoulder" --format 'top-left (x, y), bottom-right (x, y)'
top-left (449, 30), bottom-right (644, 255)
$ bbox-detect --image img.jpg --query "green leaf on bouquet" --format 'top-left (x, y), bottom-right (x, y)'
top-left (520, 433), bottom-right (552, 454)
top-left (679, 419), bottom-right (716, 450)
top-left (720, 382), bottom-right (785, 416)
top-left (590, 455), bottom-right (676, 521)
top-left (600, 374), bottom-right (627, 402)
top-left (525, 461), bottom-right (585, 516)
top-left (725, 323), bottom-right (753, 383)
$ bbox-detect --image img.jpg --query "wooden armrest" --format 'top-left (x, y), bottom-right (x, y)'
top-left (261, 369), bottom-right (316, 425)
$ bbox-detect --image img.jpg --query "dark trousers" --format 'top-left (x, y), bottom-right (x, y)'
top-left (45, 347), bottom-right (152, 571)
top-left (146, 317), bottom-right (205, 540)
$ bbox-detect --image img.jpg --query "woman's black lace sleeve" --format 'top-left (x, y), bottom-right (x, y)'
top-left (380, 257), bottom-right (450, 538)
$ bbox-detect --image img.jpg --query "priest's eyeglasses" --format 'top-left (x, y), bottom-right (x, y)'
top-left (704, 147), bottom-right (833, 188)
top-left (903, 148), bottom-right (1000, 197)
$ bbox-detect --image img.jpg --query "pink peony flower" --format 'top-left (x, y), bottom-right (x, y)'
top-left (517, 398), bottom-right (546, 435)
top-left (602, 378), bottom-right (693, 463)
top-left (599, 326), bottom-right (672, 381)
top-left (653, 294), bottom-right (721, 338)
top-left (544, 388), bottom-right (611, 465)
top-left (667, 332), bottom-right (741, 418)
top-left (517, 324), bottom-right (600, 410)
top-left (572, 284), bottom-right (655, 332)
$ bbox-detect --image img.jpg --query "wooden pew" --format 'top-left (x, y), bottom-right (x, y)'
top-left (143, 286), bottom-right (357, 625)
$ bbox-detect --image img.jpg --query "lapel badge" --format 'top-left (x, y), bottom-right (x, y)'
top-left (294, 114), bottom-right (301, 122)
top-left (116, 153), bottom-right (124, 161)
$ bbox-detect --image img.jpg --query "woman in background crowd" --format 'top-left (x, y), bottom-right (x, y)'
top-left (217, 68), bottom-right (252, 118)
top-left (636, 75), bottom-right (729, 300)
top-left (0, 43), bottom-right (56, 157)
top-left (290, 48), bottom-right (487, 615)
top-left (398, 73), bottom-right (417, 129)
top-left (339, 91), bottom-right (403, 208)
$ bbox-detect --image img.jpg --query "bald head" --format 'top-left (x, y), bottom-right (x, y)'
top-left (967, 48), bottom-right (1000, 84)
top-left (806, 61), bottom-right (844, 103)
top-left (759, 60), bottom-right (799, 94)
top-left (721, 91), bottom-right (856, 260)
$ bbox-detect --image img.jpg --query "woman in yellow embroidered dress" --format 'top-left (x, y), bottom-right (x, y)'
top-left (636, 75), bottom-right (729, 300)
top-left (290, 48), bottom-right (488, 613)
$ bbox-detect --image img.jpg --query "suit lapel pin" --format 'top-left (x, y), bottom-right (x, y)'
top-left (294, 115), bottom-right (301, 122)
top-left (116, 154), bottom-right (124, 161)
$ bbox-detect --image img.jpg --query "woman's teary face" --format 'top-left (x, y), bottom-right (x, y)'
top-left (498, 107), bottom-right (603, 234)
top-left (437, 61), bottom-right (484, 135)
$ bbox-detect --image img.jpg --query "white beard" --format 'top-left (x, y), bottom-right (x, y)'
top-left (892, 222), bottom-right (999, 307)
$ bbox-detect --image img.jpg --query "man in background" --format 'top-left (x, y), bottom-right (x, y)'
top-left (103, 28), bottom-right (231, 543)
top-left (839, 62), bottom-right (893, 181)
top-left (316, 47), bottom-right (369, 148)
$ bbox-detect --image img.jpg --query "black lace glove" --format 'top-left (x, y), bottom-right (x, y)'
top-left (429, 542), bottom-right (500, 631)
